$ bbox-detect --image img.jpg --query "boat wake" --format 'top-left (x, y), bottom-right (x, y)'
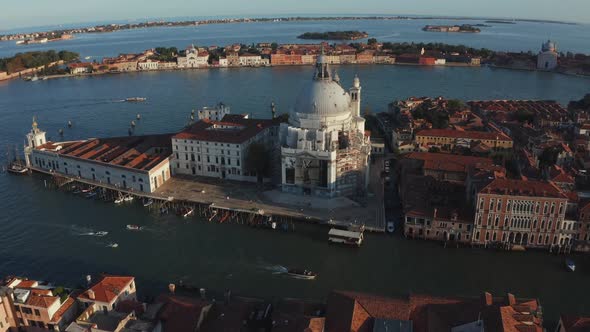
top-left (262, 265), bottom-right (289, 274)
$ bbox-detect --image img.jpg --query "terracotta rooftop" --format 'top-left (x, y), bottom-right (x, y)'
top-left (78, 275), bottom-right (134, 304)
top-left (156, 294), bottom-right (211, 332)
top-left (559, 314), bottom-right (590, 332)
top-left (50, 297), bottom-right (75, 323)
top-left (480, 178), bottom-right (566, 199)
top-left (173, 115), bottom-right (278, 144)
top-left (36, 134), bottom-right (173, 172)
top-left (417, 129), bottom-right (512, 142)
top-left (26, 294), bottom-right (59, 308)
top-left (404, 152), bottom-right (502, 174)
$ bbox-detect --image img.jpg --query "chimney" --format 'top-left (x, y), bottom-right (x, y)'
top-left (483, 292), bottom-right (493, 306)
top-left (507, 293), bottom-right (516, 306)
top-left (87, 289), bottom-right (95, 300)
top-left (168, 284), bottom-right (175, 294)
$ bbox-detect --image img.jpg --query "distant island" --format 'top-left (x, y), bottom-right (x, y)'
top-left (297, 31), bottom-right (369, 40)
top-left (485, 20), bottom-right (516, 24)
top-left (422, 24), bottom-right (481, 33)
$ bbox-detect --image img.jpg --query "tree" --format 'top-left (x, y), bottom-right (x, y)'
top-left (367, 38), bottom-right (378, 46)
top-left (447, 99), bottom-right (465, 114)
top-left (245, 142), bottom-right (270, 184)
top-left (271, 42), bottom-right (278, 50)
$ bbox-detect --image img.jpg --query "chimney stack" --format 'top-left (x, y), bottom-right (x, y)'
top-left (507, 293), bottom-right (516, 306)
top-left (88, 289), bottom-right (95, 300)
top-left (168, 284), bottom-right (175, 294)
top-left (483, 292), bottom-right (493, 306)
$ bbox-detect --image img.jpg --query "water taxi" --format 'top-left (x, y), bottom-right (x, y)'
top-left (125, 97), bottom-right (147, 102)
top-left (286, 268), bottom-right (317, 280)
top-left (328, 228), bottom-right (364, 247)
top-left (6, 162), bottom-right (29, 175)
top-left (566, 259), bottom-right (576, 272)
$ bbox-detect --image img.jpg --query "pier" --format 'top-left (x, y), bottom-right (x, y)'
top-left (35, 167), bottom-right (386, 232)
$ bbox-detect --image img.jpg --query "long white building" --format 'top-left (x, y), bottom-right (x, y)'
top-left (25, 120), bottom-right (173, 193)
top-left (279, 54), bottom-right (371, 198)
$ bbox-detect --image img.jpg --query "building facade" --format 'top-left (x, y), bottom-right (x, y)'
top-left (171, 114), bottom-right (278, 182)
top-left (177, 46), bottom-right (209, 68)
top-left (26, 121), bottom-right (172, 193)
top-left (416, 129), bottom-right (514, 150)
top-left (472, 178), bottom-right (570, 249)
top-left (537, 40), bottom-right (559, 70)
top-left (279, 54), bottom-right (370, 198)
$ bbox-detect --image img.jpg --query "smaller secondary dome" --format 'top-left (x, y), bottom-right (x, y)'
top-left (542, 40), bottom-right (556, 52)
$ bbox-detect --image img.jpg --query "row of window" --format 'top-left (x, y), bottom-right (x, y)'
top-left (475, 231), bottom-right (574, 246)
top-left (480, 197), bottom-right (564, 216)
top-left (175, 153), bottom-right (241, 167)
top-left (15, 305), bottom-right (40, 316)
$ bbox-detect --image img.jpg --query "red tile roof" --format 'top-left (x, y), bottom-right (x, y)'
top-left (404, 152), bottom-right (501, 174)
top-left (173, 115), bottom-right (277, 144)
top-left (78, 276), bottom-right (134, 304)
top-left (156, 294), bottom-right (211, 332)
top-left (26, 294), bottom-right (59, 308)
top-left (480, 178), bottom-right (566, 199)
top-left (560, 315), bottom-right (590, 332)
top-left (50, 297), bottom-right (75, 323)
top-left (36, 134), bottom-right (172, 172)
top-left (417, 129), bottom-right (512, 142)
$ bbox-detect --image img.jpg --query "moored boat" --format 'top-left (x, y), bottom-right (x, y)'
top-left (328, 228), bottom-right (364, 247)
top-left (84, 192), bottom-right (97, 199)
top-left (94, 231), bottom-right (108, 237)
top-left (178, 207), bottom-right (194, 218)
top-left (114, 197), bottom-right (124, 204)
top-left (123, 195), bottom-right (134, 202)
top-left (566, 259), bottom-right (576, 272)
top-left (143, 198), bottom-right (154, 207)
top-left (126, 224), bottom-right (142, 231)
top-left (107, 243), bottom-right (119, 248)
top-left (6, 162), bottom-right (29, 175)
top-left (286, 268), bottom-right (317, 280)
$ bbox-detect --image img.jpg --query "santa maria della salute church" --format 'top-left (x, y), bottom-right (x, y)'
top-left (279, 53), bottom-right (371, 198)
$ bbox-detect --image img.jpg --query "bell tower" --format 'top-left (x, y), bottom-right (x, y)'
top-left (350, 74), bottom-right (362, 117)
top-left (24, 116), bottom-right (46, 167)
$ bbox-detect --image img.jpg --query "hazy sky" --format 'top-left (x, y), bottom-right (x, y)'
top-left (2, 0), bottom-right (588, 30)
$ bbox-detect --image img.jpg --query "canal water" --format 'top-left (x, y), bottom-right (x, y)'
top-left (1, 18), bottom-right (590, 59)
top-left (1, 65), bottom-right (590, 326)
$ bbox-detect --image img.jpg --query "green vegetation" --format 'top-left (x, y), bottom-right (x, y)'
top-left (298, 31), bottom-right (368, 40)
top-left (0, 50), bottom-right (78, 73)
top-left (446, 99), bottom-right (466, 113)
top-left (150, 47), bottom-right (178, 62)
top-left (381, 42), bottom-right (493, 58)
top-left (413, 100), bottom-right (449, 129)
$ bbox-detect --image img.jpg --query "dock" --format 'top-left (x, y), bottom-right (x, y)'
top-left (33, 168), bottom-right (386, 232)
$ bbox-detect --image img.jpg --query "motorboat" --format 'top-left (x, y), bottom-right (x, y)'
top-left (387, 221), bottom-right (395, 233)
top-left (107, 243), bottom-right (119, 248)
top-left (123, 196), bottom-right (134, 202)
top-left (94, 231), bottom-right (108, 237)
top-left (286, 268), bottom-right (317, 280)
top-left (126, 224), bottom-right (142, 231)
top-left (125, 97), bottom-right (147, 102)
top-left (143, 198), bottom-right (154, 207)
top-left (6, 162), bottom-right (29, 175)
top-left (566, 259), bottom-right (576, 272)
top-left (114, 197), bottom-right (124, 204)
top-left (179, 207), bottom-right (194, 218)
top-left (84, 192), bottom-right (97, 199)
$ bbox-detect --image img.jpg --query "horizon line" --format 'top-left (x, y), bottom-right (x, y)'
top-left (0, 13), bottom-right (585, 34)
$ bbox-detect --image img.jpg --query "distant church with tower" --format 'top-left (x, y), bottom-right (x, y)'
top-left (537, 40), bottom-right (559, 70)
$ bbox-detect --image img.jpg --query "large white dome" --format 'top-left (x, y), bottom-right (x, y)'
top-left (293, 79), bottom-right (352, 118)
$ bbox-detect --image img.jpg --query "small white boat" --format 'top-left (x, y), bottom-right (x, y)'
top-left (114, 197), bottom-right (124, 204)
top-left (179, 207), bottom-right (194, 218)
top-left (30, 75), bottom-right (39, 82)
top-left (123, 196), bottom-right (134, 202)
top-left (126, 224), bottom-right (142, 231)
top-left (94, 231), bottom-right (108, 237)
top-left (286, 268), bottom-right (317, 280)
top-left (143, 199), bottom-right (154, 207)
top-left (107, 243), bottom-right (119, 248)
top-left (125, 97), bottom-right (147, 102)
top-left (566, 259), bottom-right (576, 272)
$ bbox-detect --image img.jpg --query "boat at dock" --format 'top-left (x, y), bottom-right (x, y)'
top-left (107, 243), bottom-right (119, 248)
top-left (566, 259), bottom-right (576, 272)
top-left (328, 228), bottom-right (364, 247)
top-left (123, 195), bottom-right (134, 202)
top-left (84, 192), bottom-right (97, 199)
top-left (286, 268), bottom-right (317, 280)
top-left (6, 162), bottom-right (29, 175)
top-left (125, 97), bottom-right (147, 102)
top-left (126, 224), bottom-right (142, 231)
top-left (143, 198), bottom-right (154, 207)
top-left (178, 207), bottom-right (194, 218)
top-left (114, 197), bottom-right (124, 204)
